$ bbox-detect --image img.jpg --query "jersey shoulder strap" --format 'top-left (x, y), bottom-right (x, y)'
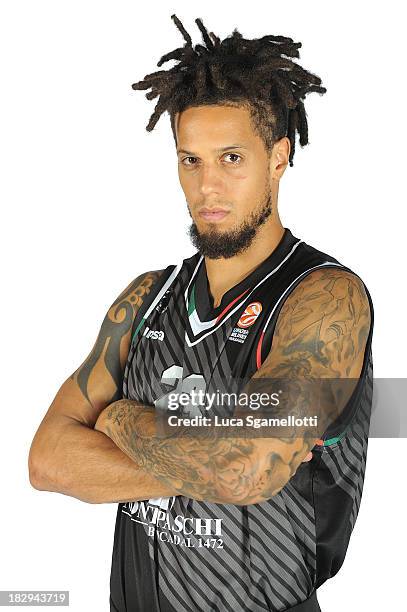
top-left (122, 264), bottom-right (179, 401)
top-left (129, 265), bottom-right (178, 342)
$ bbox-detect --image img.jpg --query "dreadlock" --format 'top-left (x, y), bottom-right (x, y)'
top-left (131, 15), bottom-right (327, 167)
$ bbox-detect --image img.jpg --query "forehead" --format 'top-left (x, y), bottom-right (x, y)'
top-left (175, 104), bottom-right (255, 145)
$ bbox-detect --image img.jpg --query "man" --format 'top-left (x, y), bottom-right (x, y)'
top-left (28, 15), bottom-right (374, 612)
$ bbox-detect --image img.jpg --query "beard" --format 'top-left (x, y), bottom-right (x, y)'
top-left (187, 190), bottom-right (273, 259)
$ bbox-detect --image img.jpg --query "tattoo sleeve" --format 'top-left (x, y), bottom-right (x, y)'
top-left (96, 399), bottom-right (273, 504)
top-left (95, 269), bottom-right (372, 505)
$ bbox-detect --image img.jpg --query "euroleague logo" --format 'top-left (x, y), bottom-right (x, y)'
top-left (237, 301), bottom-right (262, 328)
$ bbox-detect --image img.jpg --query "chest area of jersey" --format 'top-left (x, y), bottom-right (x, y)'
top-left (125, 276), bottom-right (273, 410)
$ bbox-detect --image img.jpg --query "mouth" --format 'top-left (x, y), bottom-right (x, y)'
top-left (198, 208), bottom-right (230, 223)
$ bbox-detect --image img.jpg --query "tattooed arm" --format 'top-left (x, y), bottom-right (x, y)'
top-left (28, 270), bottom-right (178, 504)
top-left (95, 268), bottom-right (372, 505)
top-left (232, 267), bottom-right (372, 502)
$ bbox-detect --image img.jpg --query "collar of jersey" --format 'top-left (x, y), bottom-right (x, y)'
top-left (187, 282), bottom-right (250, 335)
top-left (183, 237), bottom-right (303, 347)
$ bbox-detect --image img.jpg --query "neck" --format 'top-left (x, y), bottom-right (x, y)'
top-left (204, 215), bottom-right (285, 308)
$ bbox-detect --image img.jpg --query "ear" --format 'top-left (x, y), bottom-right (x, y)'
top-left (269, 136), bottom-right (291, 180)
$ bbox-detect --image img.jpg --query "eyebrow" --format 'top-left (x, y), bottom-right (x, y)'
top-left (176, 145), bottom-right (247, 155)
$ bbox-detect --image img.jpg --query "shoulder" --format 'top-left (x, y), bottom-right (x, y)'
top-left (276, 267), bottom-right (372, 335)
top-left (282, 266), bottom-right (371, 311)
top-left (264, 267), bottom-right (372, 378)
top-left (100, 269), bottom-right (168, 335)
top-left (110, 269), bottom-right (166, 311)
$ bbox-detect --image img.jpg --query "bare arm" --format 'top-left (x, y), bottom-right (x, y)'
top-left (28, 270), bottom-right (177, 504)
top-left (95, 269), bottom-right (371, 505)
top-left (96, 399), bottom-right (270, 505)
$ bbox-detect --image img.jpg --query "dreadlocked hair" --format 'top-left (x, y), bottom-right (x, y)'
top-left (131, 15), bottom-right (327, 167)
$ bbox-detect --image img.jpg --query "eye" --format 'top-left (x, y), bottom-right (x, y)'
top-left (181, 156), bottom-right (198, 166)
top-left (223, 153), bottom-right (242, 164)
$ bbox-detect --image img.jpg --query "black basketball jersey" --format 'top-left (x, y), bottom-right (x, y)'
top-left (109, 227), bottom-right (374, 612)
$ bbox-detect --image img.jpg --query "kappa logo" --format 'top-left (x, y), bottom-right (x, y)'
top-left (143, 327), bottom-right (165, 341)
top-left (237, 301), bottom-right (263, 328)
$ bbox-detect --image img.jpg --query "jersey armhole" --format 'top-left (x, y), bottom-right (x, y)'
top-left (255, 264), bottom-right (375, 446)
top-left (320, 282), bottom-right (374, 446)
top-left (130, 265), bottom-right (178, 344)
top-left (121, 265), bottom-right (178, 400)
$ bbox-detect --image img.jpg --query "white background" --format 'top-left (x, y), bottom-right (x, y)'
top-left (1, 1), bottom-right (406, 610)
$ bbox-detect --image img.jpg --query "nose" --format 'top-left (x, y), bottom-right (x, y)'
top-left (198, 163), bottom-right (223, 197)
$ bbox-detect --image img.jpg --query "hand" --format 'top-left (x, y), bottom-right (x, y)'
top-left (302, 451), bottom-right (313, 462)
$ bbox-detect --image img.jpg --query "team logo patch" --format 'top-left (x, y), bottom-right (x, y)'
top-left (237, 301), bottom-right (262, 328)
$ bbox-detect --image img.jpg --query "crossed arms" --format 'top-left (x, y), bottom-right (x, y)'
top-left (29, 267), bottom-right (371, 505)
